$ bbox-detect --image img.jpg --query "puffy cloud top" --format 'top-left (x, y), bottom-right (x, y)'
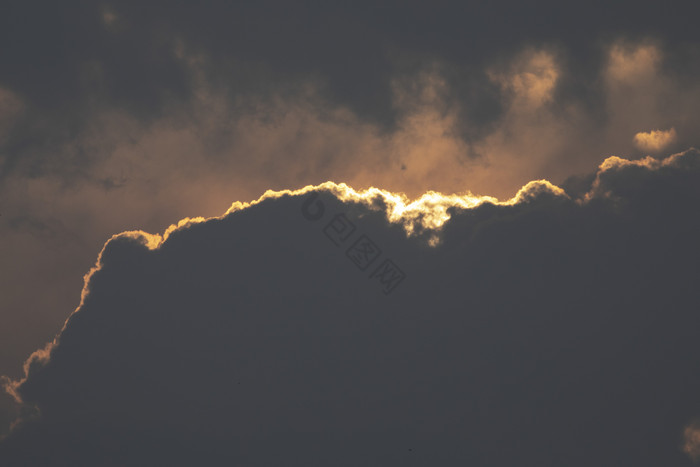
top-left (634, 128), bottom-right (677, 152)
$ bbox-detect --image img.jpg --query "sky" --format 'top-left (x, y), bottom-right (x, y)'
top-left (1, 1), bottom-right (699, 465)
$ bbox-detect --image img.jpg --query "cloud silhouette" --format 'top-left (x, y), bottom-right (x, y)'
top-left (1, 149), bottom-right (699, 466)
top-left (3, 29), bottom-right (700, 404)
top-left (2, 2), bottom-right (700, 462)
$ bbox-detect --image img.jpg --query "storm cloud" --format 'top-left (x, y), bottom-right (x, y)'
top-left (2, 1), bottom-right (700, 461)
top-left (3, 2), bottom-right (700, 362)
top-left (1, 149), bottom-right (699, 465)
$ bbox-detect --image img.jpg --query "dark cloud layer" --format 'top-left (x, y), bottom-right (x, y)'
top-left (2, 1), bottom-right (700, 179)
top-left (1, 149), bottom-right (699, 465)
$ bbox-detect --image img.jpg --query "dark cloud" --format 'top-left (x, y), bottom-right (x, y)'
top-left (1, 149), bottom-right (699, 465)
top-left (1, 2), bottom-right (700, 462)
